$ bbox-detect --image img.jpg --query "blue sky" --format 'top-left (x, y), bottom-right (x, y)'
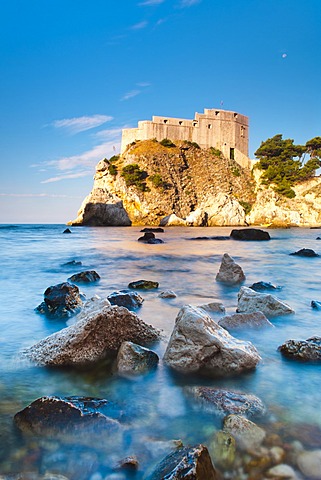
top-left (1, 0), bottom-right (320, 223)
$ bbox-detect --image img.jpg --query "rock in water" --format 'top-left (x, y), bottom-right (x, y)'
top-left (107, 290), bottom-right (144, 309)
top-left (35, 282), bottom-right (83, 318)
top-left (158, 290), bottom-right (177, 298)
top-left (297, 449), bottom-right (321, 479)
top-left (223, 414), bottom-right (266, 452)
top-left (63, 228), bottom-right (71, 234)
top-left (138, 232), bottom-right (156, 242)
top-left (216, 253), bottom-right (245, 285)
top-left (311, 300), bottom-right (321, 310)
top-left (230, 228), bottom-right (270, 241)
top-left (163, 305), bottom-right (261, 377)
top-left (237, 286), bottom-right (294, 317)
top-left (249, 281), bottom-right (280, 291)
top-left (185, 387), bottom-right (266, 418)
top-left (22, 305), bottom-right (160, 366)
top-left (128, 280), bottom-right (159, 290)
top-left (14, 396), bottom-right (121, 436)
top-left (141, 227), bottom-right (164, 232)
top-left (278, 337), bottom-right (321, 361)
top-left (116, 341), bottom-right (159, 375)
top-left (219, 312), bottom-right (273, 330)
top-left (145, 444), bottom-right (219, 480)
top-left (68, 270), bottom-right (100, 283)
top-left (290, 248), bottom-right (319, 257)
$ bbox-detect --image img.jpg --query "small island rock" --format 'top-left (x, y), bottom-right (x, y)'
top-left (128, 280), bottom-right (159, 290)
top-left (107, 290), bottom-right (144, 309)
top-left (63, 228), bottom-right (72, 234)
top-left (216, 253), bottom-right (245, 285)
top-left (278, 336), bottom-right (321, 361)
top-left (249, 281), bottom-right (280, 291)
top-left (35, 282), bottom-right (83, 318)
top-left (230, 228), bottom-right (270, 241)
top-left (290, 248), bottom-right (319, 257)
top-left (237, 286), bottom-right (294, 317)
top-left (68, 270), bottom-right (100, 283)
top-left (158, 290), bottom-right (177, 298)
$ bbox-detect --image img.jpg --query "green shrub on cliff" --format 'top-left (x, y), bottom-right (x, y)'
top-left (108, 164), bottom-right (118, 176)
top-left (255, 134), bottom-right (321, 198)
top-left (121, 163), bottom-right (149, 192)
top-left (160, 138), bottom-right (176, 148)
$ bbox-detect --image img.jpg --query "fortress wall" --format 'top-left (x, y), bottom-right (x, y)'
top-left (121, 128), bottom-right (141, 153)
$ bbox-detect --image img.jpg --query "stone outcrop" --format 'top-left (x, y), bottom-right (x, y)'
top-left (22, 305), bottom-right (160, 366)
top-left (278, 336), bottom-right (321, 361)
top-left (145, 444), bottom-right (219, 480)
top-left (68, 141), bottom-right (321, 227)
top-left (215, 253), bottom-right (246, 285)
top-left (163, 305), bottom-right (261, 377)
top-left (237, 286), bottom-right (294, 317)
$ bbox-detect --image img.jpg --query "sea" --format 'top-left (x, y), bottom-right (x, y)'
top-left (0, 224), bottom-right (321, 479)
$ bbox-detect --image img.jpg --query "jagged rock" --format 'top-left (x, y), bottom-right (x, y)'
top-left (218, 312), bottom-right (273, 330)
top-left (311, 300), bottom-right (321, 310)
top-left (22, 305), bottom-right (160, 366)
top-left (163, 305), bottom-right (261, 377)
top-left (128, 280), bottom-right (159, 290)
top-left (185, 387), bottom-right (266, 418)
top-left (249, 281), bottom-right (281, 291)
top-left (158, 290), bottom-right (177, 298)
top-left (297, 450), bottom-right (321, 479)
top-left (223, 414), bottom-right (266, 452)
top-left (145, 444), bottom-right (219, 480)
top-left (68, 270), bottom-right (100, 283)
top-left (290, 248), bottom-right (319, 257)
top-left (141, 227), bottom-right (164, 233)
top-left (107, 290), bottom-right (144, 309)
top-left (35, 282), bottom-right (83, 318)
top-left (63, 228), bottom-right (71, 234)
top-left (14, 396), bottom-right (121, 436)
top-left (278, 337), bottom-right (321, 361)
top-left (159, 214), bottom-right (186, 227)
top-left (215, 253), bottom-right (246, 285)
top-left (230, 228), bottom-right (270, 241)
top-left (197, 302), bottom-right (225, 314)
top-left (237, 286), bottom-right (294, 317)
top-left (62, 260), bottom-right (82, 267)
top-left (116, 341), bottom-right (159, 375)
top-left (266, 464), bottom-right (300, 479)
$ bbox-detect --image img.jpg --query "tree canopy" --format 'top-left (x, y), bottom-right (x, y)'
top-left (254, 135), bottom-right (321, 198)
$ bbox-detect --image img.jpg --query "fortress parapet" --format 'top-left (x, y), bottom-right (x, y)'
top-left (121, 108), bottom-right (250, 169)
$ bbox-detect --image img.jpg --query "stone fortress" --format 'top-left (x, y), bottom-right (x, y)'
top-left (121, 108), bottom-right (250, 169)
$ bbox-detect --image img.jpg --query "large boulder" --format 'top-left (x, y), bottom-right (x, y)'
top-left (35, 282), bottom-right (83, 318)
top-left (230, 228), bottom-right (270, 241)
top-left (107, 290), bottom-right (144, 309)
top-left (185, 387), bottom-right (266, 418)
top-left (67, 270), bottom-right (100, 283)
top-left (218, 312), bottom-right (273, 330)
top-left (22, 305), bottom-right (160, 366)
top-left (14, 396), bottom-right (121, 437)
top-left (278, 336), bottom-right (321, 361)
top-left (116, 341), bottom-right (159, 376)
top-left (145, 444), bottom-right (219, 480)
top-left (163, 305), bottom-right (261, 377)
top-left (215, 253), bottom-right (245, 285)
top-left (237, 287), bottom-right (294, 317)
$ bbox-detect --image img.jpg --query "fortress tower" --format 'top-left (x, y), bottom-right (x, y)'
top-left (121, 108), bottom-right (250, 169)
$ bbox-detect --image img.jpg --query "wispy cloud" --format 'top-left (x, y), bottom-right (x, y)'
top-left (121, 90), bottom-right (141, 101)
top-left (41, 172), bottom-right (92, 184)
top-left (139, 0), bottom-right (165, 5)
top-left (131, 20), bottom-right (148, 30)
top-left (0, 193), bottom-right (82, 198)
top-left (52, 114), bottom-right (113, 134)
top-left (136, 81), bottom-right (151, 87)
top-left (180, 0), bottom-right (201, 6)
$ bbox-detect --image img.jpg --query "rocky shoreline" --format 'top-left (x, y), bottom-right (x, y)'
top-left (5, 228), bottom-right (321, 479)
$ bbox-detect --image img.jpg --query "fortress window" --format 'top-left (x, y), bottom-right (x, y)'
top-left (193, 121), bottom-right (198, 127)
top-left (241, 126), bottom-right (245, 137)
top-left (207, 124), bottom-right (212, 129)
top-left (179, 121), bottom-right (183, 125)
top-left (230, 148), bottom-right (235, 160)
top-left (164, 119), bottom-right (168, 124)
top-left (215, 111), bottom-right (220, 116)
top-left (234, 113), bottom-right (238, 118)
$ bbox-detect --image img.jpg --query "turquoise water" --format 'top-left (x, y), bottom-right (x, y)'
top-left (0, 224), bottom-right (321, 478)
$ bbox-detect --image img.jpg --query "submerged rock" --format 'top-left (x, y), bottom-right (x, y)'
top-left (63, 228), bottom-right (72, 234)
top-left (145, 444), bottom-right (219, 480)
top-left (14, 396), bottom-right (121, 436)
top-left (138, 232), bottom-right (164, 243)
top-left (249, 281), bottom-right (281, 291)
top-left (68, 270), bottom-right (100, 283)
top-left (209, 431), bottom-right (236, 469)
top-left (23, 305), bottom-right (160, 366)
top-left (107, 290), bottom-right (144, 309)
top-left (266, 463), bottom-right (300, 479)
top-left (278, 337), bottom-right (321, 361)
top-left (290, 248), bottom-right (319, 257)
top-left (230, 228), bottom-right (270, 241)
top-left (163, 305), bottom-right (261, 377)
top-left (158, 290), bottom-right (177, 298)
top-left (198, 302), bottom-right (225, 314)
top-left (128, 280), bottom-right (159, 290)
top-left (297, 449), bottom-right (321, 479)
top-left (223, 414), bottom-right (266, 452)
top-left (185, 387), bottom-right (266, 418)
top-left (62, 260), bottom-right (82, 267)
top-left (218, 312), bottom-right (273, 330)
top-left (237, 286), bottom-right (294, 317)
top-left (188, 236), bottom-right (230, 241)
top-left (116, 341), bottom-right (159, 376)
top-left (35, 282), bottom-right (83, 318)
top-left (215, 253), bottom-right (246, 285)
top-left (311, 300), bottom-right (321, 310)
top-left (140, 227), bottom-right (164, 233)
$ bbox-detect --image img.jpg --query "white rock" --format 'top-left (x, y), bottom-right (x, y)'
top-left (159, 213), bottom-right (186, 226)
top-left (223, 414), bottom-right (266, 452)
top-left (237, 287), bottom-right (294, 317)
top-left (266, 464), bottom-right (300, 479)
top-left (216, 253), bottom-right (246, 285)
top-left (297, 449), bottom-right (321, 479)
top-left (218, 311), bottom-right (273, 330)
top-left (163, 305), bottom-right (261, 376)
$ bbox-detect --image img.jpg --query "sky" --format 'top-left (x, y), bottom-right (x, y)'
top-left (0, 0), bottom-right (321, 223)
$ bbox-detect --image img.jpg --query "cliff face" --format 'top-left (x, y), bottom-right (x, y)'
top-left (69, 140), bottom-right (321, 227)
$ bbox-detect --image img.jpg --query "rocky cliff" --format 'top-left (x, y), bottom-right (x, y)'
top-left (69, 140), bottom-right (321, 227)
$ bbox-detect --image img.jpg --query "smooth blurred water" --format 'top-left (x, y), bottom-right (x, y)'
top-left (0, 224), bottom-right (321, 478)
